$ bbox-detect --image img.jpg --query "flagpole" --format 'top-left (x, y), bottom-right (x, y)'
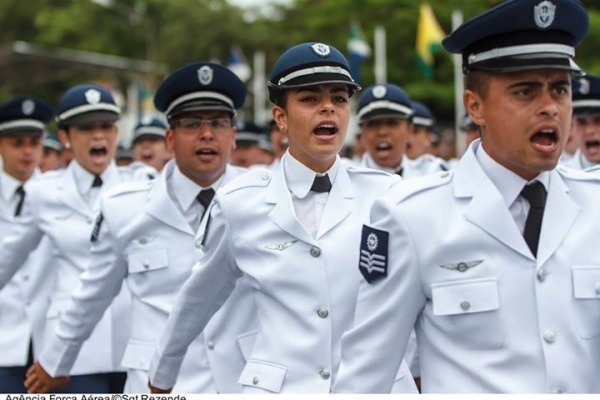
top-left (253, 50), bottom-right (266, 124)
top-left (452, 9), bottom-right (465, 158)
top-left (374, 26), bottom-right (387, 84)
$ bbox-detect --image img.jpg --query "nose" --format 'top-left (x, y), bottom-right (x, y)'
top-left (320, 95), bottom-right (335, 115)
top-left (538, 88), bottom-right (559, 118)
top-left (198, 122), bottom-right (214, 140)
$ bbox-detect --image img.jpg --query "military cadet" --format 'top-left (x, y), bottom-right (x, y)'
top-left (40, 131), bottom-right (65, 172)
top-left (0, 84), bottom-right (153, 393)
top-left (406, 101), bottom-right (449, 173)
top-left (147, 42), bottom-right (417, 394)
top-left (230, 120), bottom-right (272, 168)
top-left (130, 116), bottom-right (171, 173)
top-left (563, 74), bottom-right (600, 170)
top-left (334, 0), bottom-right (600, 393)
top-left (22, 62), bottom-right (256, 394)
top-left (0, 97), bottom-right (55, 393)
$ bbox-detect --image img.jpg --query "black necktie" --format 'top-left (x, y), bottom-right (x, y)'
top-left (197, 188), bottom-right (216, 219)
top-left (92, 175), bottom-right (103, 188)
top-left (520, 181), bottom-right (547, 257)
top-left (310, 174), bottom-right (332, 193)
top-left (396, 168), bottom-right (404, 177)
top-left (14, 185), bottom-right (25, 217)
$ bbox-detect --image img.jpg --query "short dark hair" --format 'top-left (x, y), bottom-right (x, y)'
top-left (464, 71), bottom-right (490, 98)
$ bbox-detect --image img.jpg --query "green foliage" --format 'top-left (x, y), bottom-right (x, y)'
top-left (1, 0), bottom-right (600, 124)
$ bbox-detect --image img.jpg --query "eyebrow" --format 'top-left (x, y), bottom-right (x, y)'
top-left (507, 79), bottom-right (570, 90)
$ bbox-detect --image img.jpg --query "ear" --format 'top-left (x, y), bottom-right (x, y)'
top-left (57, 129), bottom-right (70, 149)
top-left (464, 90), bottom-right (485, 127)
top-left (272, 106), bottom-right (287, 133)
top-left (165, 129), bottom-right (175, 152)
top-left (231, 125), bottom-right (237, 151)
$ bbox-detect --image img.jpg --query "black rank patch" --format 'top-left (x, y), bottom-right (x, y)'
top-left (90, 212), bottom-right (104, 242)
top-left (359, 225), bottom-right (389, 283)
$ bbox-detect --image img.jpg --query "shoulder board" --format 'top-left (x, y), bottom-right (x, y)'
top-left (105, 180), bottom-right (153, 199)
top-left (38, 169), bottom-right (65, 180)
top-left (221, 168), bottom-right (271, 194)
top-left (392, 170), bottom-right (453, 204)
top-left (346, 165), bottom-right (392, 177)
top-left (556, 165), bottom-right (600, 182)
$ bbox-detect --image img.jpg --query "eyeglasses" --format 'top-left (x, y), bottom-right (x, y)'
top-left (173, 117), bottom-right (233, 133)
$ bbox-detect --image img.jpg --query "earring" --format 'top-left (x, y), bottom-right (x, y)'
top-left (65, 142), bottom-right (71, 149)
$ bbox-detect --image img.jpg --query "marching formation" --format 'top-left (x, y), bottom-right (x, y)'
top-left (1, 0), bottom-right (600, 394)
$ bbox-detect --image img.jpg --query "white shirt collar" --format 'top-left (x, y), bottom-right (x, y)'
top-left (475, 141), bottom-right (550, 208)
top-left (283, 151), bottom-right (339, 199)
top-left (170, 164), bottom-right (225, 212)
top-left (70, 160), bottom-right (117, 195)
top-left (0, 169), bottom-right (22, 202)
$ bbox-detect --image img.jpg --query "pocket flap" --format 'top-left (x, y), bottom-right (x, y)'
top-left (237, 330), bottom-right (257, 362)
top-left (572, 265), bottom-right (600, 299)
top-left (431, 278), bottom-right (499, 316)
top-left (121, 340), bottom-right (155, 370)
top-left (238, 360), bottom-right (287, 393)
top-left (127, 249), bottom-right (168, 274)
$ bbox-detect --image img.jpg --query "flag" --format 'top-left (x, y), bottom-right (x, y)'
top-left (347, 22), bottom-right (371, 83)
top-left (416, 3), bottom-right (445, 79)
top-left (227, 46), bottom-right (252, 82)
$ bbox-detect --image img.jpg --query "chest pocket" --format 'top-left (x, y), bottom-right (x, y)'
top-left (431, 277), bottom-right (503, 350)
top-left (572, 265), bottom-right (600, 339)
top-left (127, 249), bottom-right (169, 274)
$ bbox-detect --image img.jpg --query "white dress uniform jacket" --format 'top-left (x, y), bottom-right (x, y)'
top-left (39, 161), bottom-right (255, 393)
top-left (0, 171), bottom-right (55, 366)
top-left (0, 161), bottom-right (151, 375)
top-left (334, 140), bottom-right (600, 393)
top-left (562, 149), bottom-right (597, 171)
top-left (361, 153), bottom-right (447, 179)
top-left (149, 154), bottom-right (417, 394)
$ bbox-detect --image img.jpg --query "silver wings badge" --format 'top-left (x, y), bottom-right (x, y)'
top-left (440, 260), bottom-right (483, 272)
top-left (265, 240), bottom-right (298, 251)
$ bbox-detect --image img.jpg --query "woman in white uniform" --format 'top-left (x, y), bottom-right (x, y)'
top-left (148, 42), bottom-right (417, 394)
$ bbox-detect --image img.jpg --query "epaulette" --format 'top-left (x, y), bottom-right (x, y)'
top-left (221, 168), bottom-right (271, 195)
top-left (37, 169), bottom-right (64, 180)
top-left (104, 180), bottom-right (153, 199)
top-left (556, 165), bottom-right (600, 182)
top-left (392, 170), bottom-right (453, 204)
top-left (346, 165), bottom-right (393, 177)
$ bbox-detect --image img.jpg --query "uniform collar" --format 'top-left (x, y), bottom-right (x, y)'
top-left (283, 151), bottom-right (339, 199)
top-left (70, 160), bottom-right (117, 195)
top-left (169, 163), bottom-right (224, 212)
top-left (475, 140), bottom-right (550, 207)
top-left (577, 149), bottom-right (596, 170)
top-left (0, 169), bottom-right (22, 202)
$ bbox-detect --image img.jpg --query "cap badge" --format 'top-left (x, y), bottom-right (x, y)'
top-left (311, 43), bottom-right (331, 57)
top-left (578, 78), bottom-right (590, 95)
top-left (534, 1), bottom-right (556, 29)
top-left (198, 65), bottom-right (214, 85)
top-left (22, 99), bottom-right (35, 115)
top-left (85, 89), bottom-right (102, 104)
top-left (372, 85), bottom-right (387, 99)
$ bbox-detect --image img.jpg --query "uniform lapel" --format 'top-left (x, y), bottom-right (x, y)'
top-left (536, 170), bottom-right (579, 267)
top-left (455, 147), bottom-right (533, 260)
top-left (58, 165), bottom-right (91, 218)
top-left (316, 166), bottom-right (353, 239)
top-left (266, 163), bottom-right (315, 244)
top-left (144, 164), bottom-right (194, 236)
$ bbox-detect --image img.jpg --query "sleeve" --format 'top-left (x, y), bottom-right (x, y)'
top-left (148, 198), bottom-right (242, 390)
top-left (39, 197), bottom-right (128, 377)
top-left (333, 195), bottom-right (426, 393)
top-left (0, 195), bottom-right (45, 289)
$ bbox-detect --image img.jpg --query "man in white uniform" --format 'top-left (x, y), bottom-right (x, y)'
top-left (23, 63), bottom-right (256, 393)
top-left (0, 96), bottom-right (55, 393)
top-left (334, 0), bottom-right (600, 393)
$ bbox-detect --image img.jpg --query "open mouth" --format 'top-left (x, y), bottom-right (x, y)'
top-left (90, 146), bottom-right (107, 157)
top-left (313, 123), bottom-right (338, 136)
top-left (195, 148), bottom-right (218, 157)
top-left (530, 128), bottom-right (558, 151)
top-left (584, 139), bottom-right (600, 151)
top-left (375, 142), bottom-right (393, 153)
